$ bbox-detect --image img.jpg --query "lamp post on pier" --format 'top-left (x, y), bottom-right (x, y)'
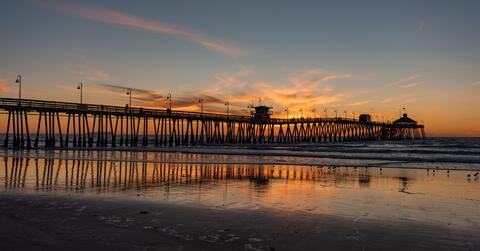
top-left (166, 93), bottom-right (172, 110)
top-left (77, 82), bottom-right (83, 104)
top-left (285, 107), bottom-right (289, 120)
top-left (225, 101), bottom-right (230, 115)
top-left (198, 98), bottom-right (204, 114)
top-left (126, 89), bottom-right (132, 108)
top-left (15, 75), bottom-right (22, 100)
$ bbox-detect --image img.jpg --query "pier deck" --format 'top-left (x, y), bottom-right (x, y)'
top-left (0, 98), bottom-right (426, 149)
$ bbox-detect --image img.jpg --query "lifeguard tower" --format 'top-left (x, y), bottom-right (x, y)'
top-left (251, 105), bottom-right (273, 123)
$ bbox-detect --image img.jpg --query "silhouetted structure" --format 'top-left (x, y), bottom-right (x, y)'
top-left (0, 98), bottom-right (426, 149)
top-left (393, 113), bottom-right (417, 126)
top-left (252, 105), bottom-right (272, 123)
top-left (359, 114), bottom-right (371, 123)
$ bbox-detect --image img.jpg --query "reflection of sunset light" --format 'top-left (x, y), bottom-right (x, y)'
top-left (1, 154), bottom-right (479, 228)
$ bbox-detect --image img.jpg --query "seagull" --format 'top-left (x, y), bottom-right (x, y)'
top-left (474, 172), bottom-right (479, 177)
top-left (446, 170), bottom-right (450, 174)
top-left (380, 168), bottom-right (383, 171)
top-left (467, 174), bottom-right (472, 178)
top-left (427, 169), bottom-right (430, 172)
top-left (433, 170), bottom-right (436, 173)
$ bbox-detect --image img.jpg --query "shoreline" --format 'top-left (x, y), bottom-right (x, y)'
top-left (2, 145), bottom-right (480, 171)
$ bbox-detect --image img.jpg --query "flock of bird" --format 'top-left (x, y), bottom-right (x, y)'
top-left (304, 164), bottom-right (479, 179)
top-left (426, 166), bottom-right (479, 178)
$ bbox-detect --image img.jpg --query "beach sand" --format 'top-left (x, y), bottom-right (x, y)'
top-left (1, 192), bottom-right (478, 251)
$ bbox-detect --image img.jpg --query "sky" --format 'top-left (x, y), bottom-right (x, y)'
top-left (1, 0), bottom-right (479, 136)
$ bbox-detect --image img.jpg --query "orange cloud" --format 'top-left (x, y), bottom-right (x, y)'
top-left (87, 67), bottom-right (349, 117)
top-left (48, 2), bottom-right (246, 58)
top-left (198, 67), bottom-right (349, 117)
top-left (347, 100), bottom-right (372, 106)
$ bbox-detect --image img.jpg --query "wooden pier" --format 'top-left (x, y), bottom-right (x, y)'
top-left (0, 98), bottom-right (426, 149)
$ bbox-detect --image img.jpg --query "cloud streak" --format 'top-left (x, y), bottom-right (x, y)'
top-left (360, 74), bottom-right (422, 94)
top-left (470, 81), bottom-right (480, 87)
top-left (48, 1), bottom-right (246, 58)
top-left (72, 67), bottom-right (111, 82)
top-left (90, 67), bottom-right (350, 116)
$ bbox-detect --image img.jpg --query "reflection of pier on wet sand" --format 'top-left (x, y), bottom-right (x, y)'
top-left (3, 156), bottom-right (385, 192)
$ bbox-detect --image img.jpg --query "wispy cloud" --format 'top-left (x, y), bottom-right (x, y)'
top-left (394, 74), bottom-right (422, 89)
top-left (89, 67), bottom-right (350, 116)
top-left (99, 83), bottom-right (165, 107)
top-left (380, 97), bottom-right (394, 104)
top-left (198, 67), bottom-right (350, 116)
top-left (72, 67), bottom-right (111, 83)
top-left (398, 82), bottom-right (421, 89)
top-left (347, 100), bottom-right (372, 106)
top-left (47, 2), bottom-right (246, 58)
top-left (360, 74), bottom-right (422, 94)
top-left (470, 80), bottom-right (480, 86)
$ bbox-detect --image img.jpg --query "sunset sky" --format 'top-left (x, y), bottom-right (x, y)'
top-left (1, 0), bottom-right (479, 136)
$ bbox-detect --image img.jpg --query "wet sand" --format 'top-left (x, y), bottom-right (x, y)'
top-left (1, 192), bottom-right (479, 251)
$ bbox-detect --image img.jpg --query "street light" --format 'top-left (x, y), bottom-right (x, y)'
top-left (324, 108), bottom-right (328, 118)
top-left (166, 93), bottom-right (172, 110)
top-left (285, 107), bottom-right (289, 120)
top-left (334, 109), bottom-right (338, 118)
top-left (224, 101), bottom-right (230, 115)
top-left (77, 82), bottom-right (83, 104)
top-left (126, 89), bottom-right (132, 108)
top-left (299, 108), bottom-right (304, 118)
top-left (312, 108), bottom-right (316, 118)
top-left (198, 98), bottom-right (204, 113)
top-left (15, 75), bottom-right (22, 100)
top-left (343, 110), bottom-right (347, 119)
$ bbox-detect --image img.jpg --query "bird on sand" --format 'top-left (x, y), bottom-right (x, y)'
top-left (474, 172), bottom-right (479, 177)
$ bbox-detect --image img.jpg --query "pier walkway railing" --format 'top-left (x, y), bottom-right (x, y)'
top-left (0, 98), bottom-right (426, 149)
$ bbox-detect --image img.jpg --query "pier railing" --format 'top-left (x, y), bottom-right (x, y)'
top-left (0, 97), bottom-right (426, 149)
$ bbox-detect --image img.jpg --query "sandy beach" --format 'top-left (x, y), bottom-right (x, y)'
top-left (1, 192), bottom-right (479, 251)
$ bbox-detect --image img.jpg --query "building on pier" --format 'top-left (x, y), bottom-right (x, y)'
top-left (393, 113), bottom-right (417, 126)
top-left (358, 114), bottom-right (371, 123)
top-left (252, 105), bottom-right (272, 123)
